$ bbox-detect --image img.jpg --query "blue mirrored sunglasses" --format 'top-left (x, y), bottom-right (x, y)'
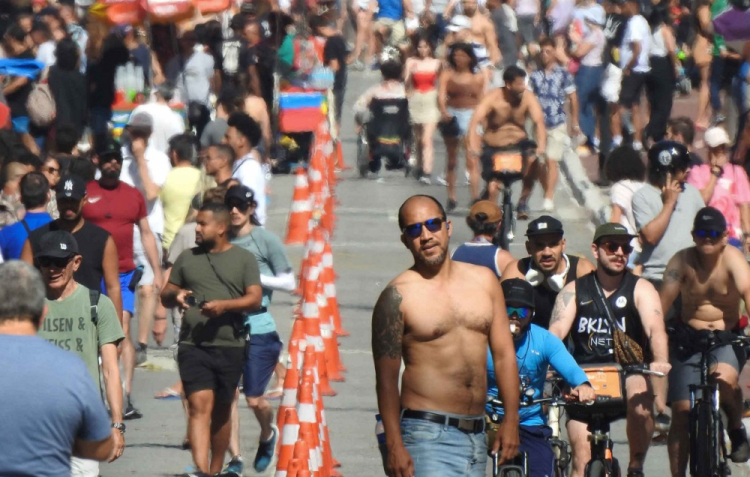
top-left (402, 217), bottom-right (444, 239)
top-left (507, 306), bottom-right (532, 319)
top-left (694, 229), bottom-right (722, 239)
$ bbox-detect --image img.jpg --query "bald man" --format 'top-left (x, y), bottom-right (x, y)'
top-left (372, 194), bottom-right (520, 477)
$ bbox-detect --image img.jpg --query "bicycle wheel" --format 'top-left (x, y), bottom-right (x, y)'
top-left (498, 191), bottom-right (513, 251)
top-left (690, 400), bottom-right (716, 476)
top-left (356, 133), bottom-right (369, 178)
top-left (584, 459), bottom-right (610, 477)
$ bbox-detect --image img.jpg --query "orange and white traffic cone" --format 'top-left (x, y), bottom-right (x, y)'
top-left (276, 347), bottom-right (302, 432)
top-left (302, 287), bottom-right (336, 396)
top-left (317, 280), bottom-right (344, 382)
top-left (285, 167), bottom-right (312, 245)
top-left (334, 140), bottom-right (350, 171)
top-left (321, 241), bottom-right (349, 338)
top-left (287, 458), bottom-right (302, 477)
top-left (292, 439), bottom-right (311, 473)
top-left (275, 407), bottom-right (301, 476)
top-left (297, 381), bottom-right (322, 476)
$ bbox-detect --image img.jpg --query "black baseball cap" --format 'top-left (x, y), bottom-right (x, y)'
top-left (593, 223), bottom-right (637, 243)
top-left (526, 216), bottom-right (564, 236)
top-left (55, 174), bottom-right (87, 201)
top-left (693, 206), bottom-right (727, 233)
top-left (225, 185), bottom-right (256, 207)
top-left (502, 278), bottom-right (535, 309)
top-left (35, 230), bottom-right (79, 259)
top-left (94, 135), bottom-right (123, 163)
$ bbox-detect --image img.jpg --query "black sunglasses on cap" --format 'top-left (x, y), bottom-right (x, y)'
top-left (37, 255), bottom-right (74, 268)
top-left (402, 217), bottom-right (445, 239)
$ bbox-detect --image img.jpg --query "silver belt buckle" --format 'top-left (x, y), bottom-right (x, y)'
top-left (458, 418), bottom-right (475, 432)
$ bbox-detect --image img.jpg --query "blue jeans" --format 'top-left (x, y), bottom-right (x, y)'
top-left (575, 65), bottom-right (603, 145)
top-left (401, 415), bottom-right (487, 476)
top-left (89, 107), bottom-right (112, 136)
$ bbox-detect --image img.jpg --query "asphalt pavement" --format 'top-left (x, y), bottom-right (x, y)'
top-left (104, 70), bottom-right (750, 477)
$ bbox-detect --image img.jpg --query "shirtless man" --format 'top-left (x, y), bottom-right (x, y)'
top-left (549, 222), bottom-right (671, 477)
top-left (461, 0), bottom-right (501, 65)
top-left (502, 216), bottom-right (596, 329)
top-left (444, 14), bottom-right (498, 85)
top-left (373, 194), bottom-right (520, 477)
top-left (660, 207), bottom-right (750, 476)
top-left (467, 65), bottom-right (547, 205)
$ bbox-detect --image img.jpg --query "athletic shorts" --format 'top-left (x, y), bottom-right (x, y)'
top-left (11, 116), bottom-right (30, 134)
top-left (70, 457), bottom-right (99, 477)
top-left (600, 64), bottom-right (622, 103)
top-left (178, 344), bottom-right (245, 403)
top-left (117, 269), bottom-right (136, 316)
top-left (619, 72), bottom-right (648, 108)
top-left (667, 325), bottom-right (746, 403)
top-left (243, 331), bottom-right (283, 397)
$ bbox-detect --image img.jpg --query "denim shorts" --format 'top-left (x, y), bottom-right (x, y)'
top-left (400, 415), bottom-right (487, 476)
top-left (242, 331), bottom-right (283, 397)
top-left (447, 107), bottom-right (474, 137)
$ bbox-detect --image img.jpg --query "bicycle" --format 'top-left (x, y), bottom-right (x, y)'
top-left (479, 140), bottom-right (537, 251)
top-left (685, 331), bottom-right (750, 477)
top-left (563, 363), bottom-right (663, 477)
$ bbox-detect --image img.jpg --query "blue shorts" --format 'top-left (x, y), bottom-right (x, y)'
top-left (117, 270), bottom-right (136, 316)
top-left (400, 414), bottom-right (487, 476)
top-left (12, 116), bottom-right (30, 134)
top-left (242, 332), bottom-right (283, 397)
top-left (518, 425), bottom-right (554, 477)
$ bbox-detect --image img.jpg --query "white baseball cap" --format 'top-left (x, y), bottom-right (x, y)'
top-left (704, 126), bottom-right (731, 148)
top-left (447, 15), bottom-right (472, 32)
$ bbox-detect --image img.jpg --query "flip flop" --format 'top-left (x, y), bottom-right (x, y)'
top-left (154, 387), bottom-right (182, 400)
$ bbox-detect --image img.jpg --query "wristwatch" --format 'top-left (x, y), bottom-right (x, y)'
top-left (711, 166), bottom-right (723, 177)
top-left (112, 422), bottom-right (126, 434)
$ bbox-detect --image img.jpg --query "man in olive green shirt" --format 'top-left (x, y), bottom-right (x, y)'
top-left (161, 202), bottom-right (263, 477)
top-left (36, 230), bottom-right (126, 475)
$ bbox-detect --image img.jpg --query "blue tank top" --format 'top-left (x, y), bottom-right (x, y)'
top-left (452, 240), bottom-right (502, 278)
top-left (377, 0), bottom-right (404, 20)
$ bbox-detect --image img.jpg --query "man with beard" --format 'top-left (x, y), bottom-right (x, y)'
top-left (82, 139), bottom-right (163, 421)
top-left (548, 223), bottom-right (670, 477)
top-left (372, 194), bottom-right (521, 477)
top-left (22, 174), bottom-right (123, 327)
top-left (467, 66), bottom-right (547, 208)
top-left (660, 207), bottom-right (750, 475)
top-left (502, 216), bottom-right (596, 329)
top-left (161, 202), bottom-right (262, 477)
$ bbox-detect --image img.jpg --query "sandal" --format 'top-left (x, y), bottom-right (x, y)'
top-left (154, 387), bottom-right (182, 400)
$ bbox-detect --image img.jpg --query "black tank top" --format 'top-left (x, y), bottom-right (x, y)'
top-left (29, 221), bottom-right (110, 291)
top-left (570, 271), bottom-right (645, 365)
top-left (519, 255), bottom-right (580, 329)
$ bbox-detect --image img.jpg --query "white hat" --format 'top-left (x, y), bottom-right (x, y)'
top-left (447, 15), bottom-right (472, 32)
top-left (704, 126), bottom-right (731, 148)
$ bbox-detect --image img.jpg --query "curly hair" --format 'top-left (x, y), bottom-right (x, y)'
top-left (447, 42), bottom-right (478, 71)
top-left (604, 145), bottom-right (646, 183)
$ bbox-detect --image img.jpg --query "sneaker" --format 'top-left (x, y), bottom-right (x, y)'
top-left (135, 343), bottom-right (148, 366)
top-left (350, 59), bottom-right (365, 71)
top-left (222, 455), bottom-right (244, 476)
top-left (419, 175), bottom-right (431, 185)
top-left (516, 202), bottom-right (530, 220)
top-left (626, 468), bottom-right (645, 477)
top-left (446, 199), bottom-right (458, 213)
top-left (632, 141), bottom-right (643, 152)
top-left (124, 397), bottom-right (143, 420)
top-left (654, 412), bottom-right (671, 432)
top-left (729, 426), bottom-right (750, 462)
top-left (253, 425), bottom-right (278, 472)
top-left (435, 174), bottom-right (448, 186)
top-left (542, 199), bottom-right (554, 212)
top-left (464, 170), bottom-right (470, 185)
top-left (612, 135), bottom-right (623, 147)
top-left (180, 472), bottom-right (209, 477)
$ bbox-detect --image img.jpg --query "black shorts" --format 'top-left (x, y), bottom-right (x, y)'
top-left (178, 344), bottom-right (245, 403)
top-left (619, 72), bottom-right (647, 108)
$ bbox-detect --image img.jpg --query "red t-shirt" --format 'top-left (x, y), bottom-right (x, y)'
top-left (83, 180), bottom-right (147, 273)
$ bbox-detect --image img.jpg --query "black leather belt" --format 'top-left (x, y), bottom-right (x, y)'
top-left (247, 307), bottom-right (268, 316)
top-left (401, 409), bottom-right (485, 434)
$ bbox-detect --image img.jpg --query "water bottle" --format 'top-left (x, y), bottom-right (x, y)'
top-left (375, 414), bottom-right (388, 474)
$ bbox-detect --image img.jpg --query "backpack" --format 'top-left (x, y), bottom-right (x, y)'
top-left (89, 289), bottom-right (100, 326)
top-left (26, 69), bottom-right (56, 128)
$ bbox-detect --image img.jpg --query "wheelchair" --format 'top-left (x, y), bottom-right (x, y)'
top-left (356, 97), bottom-right (413, 178)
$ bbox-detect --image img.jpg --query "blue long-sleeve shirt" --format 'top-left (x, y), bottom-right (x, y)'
top-left (487, 324), bottom-right (590, 426)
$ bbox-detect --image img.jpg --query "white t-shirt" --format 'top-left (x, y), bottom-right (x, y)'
top-left (120, 145), bottom-right (172, 235)
top-left (36, 41), bottom-right (57, 68)
top-left (610, 179), bottom-right (646, 234)
top-left (232, 152), bottom-right (267, 226)
top-left (130, 103), bottom-right (186, 155)
top-left (620, 15), bottom-right (651, 73)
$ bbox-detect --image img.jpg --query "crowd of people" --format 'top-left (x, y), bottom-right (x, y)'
top-left (0, 0), bottom-right (749, 475)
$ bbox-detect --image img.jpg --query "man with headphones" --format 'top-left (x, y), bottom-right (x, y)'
top-left (548, 223), bottom-right (670, 477)
top-left (501, 216), bottom-right (596, 329)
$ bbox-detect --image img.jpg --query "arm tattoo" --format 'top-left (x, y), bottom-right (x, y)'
top-left (654, 308), bottom-right (662, 316)
top-left (372, 286), bottom-right (404, 361)
top-left (549, 291), bottom-right (575, 325)
top-left (664, 269), bottom-right (681, 284)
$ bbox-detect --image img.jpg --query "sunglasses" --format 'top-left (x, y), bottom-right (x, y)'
top-left (226, 200), bottom-right (251, 212)
top-left (599, 241), bottom-right (634, 254)
top-left (402, 217), bottom-right (444, 239)
top-left (38, 255), bottom-right (73, 268)
top-left (42, 166), bottom-right (60, 175)
top-left (694, 229), bottom-right (723, 239)
top-left (507, 306), bottom-right (532, 319)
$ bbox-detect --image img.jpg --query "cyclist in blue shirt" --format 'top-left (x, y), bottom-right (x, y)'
top-left (487, 278), bottom-right (594, 477)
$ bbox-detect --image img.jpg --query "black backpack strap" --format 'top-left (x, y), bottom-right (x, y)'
top-left (89, 288), bottom-right (100, 326)
top-left (20, 219), bottom-right (31, 235)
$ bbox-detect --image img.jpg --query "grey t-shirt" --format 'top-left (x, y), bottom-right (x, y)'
top-left (166, 51), bottom-right (215, 105)
top-left (632, 183), bottom-right (705, 281)
top-left (491, 6), bottom-right (519, 68)
top-left (200, 118), bottom-right (228, 148)
top-left (0, 335), bottom-right (112, 477)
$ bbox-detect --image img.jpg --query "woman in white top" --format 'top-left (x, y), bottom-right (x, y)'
top-left (606, 145), bottom-right (646, 272)
top-left (645, 4), bottom-right (678, 144)
top-left (569, 6), bottom-right (606, 152)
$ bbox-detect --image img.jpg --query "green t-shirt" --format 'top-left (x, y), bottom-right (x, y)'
top-left (38, 284), bottom-right (124, 394)
top-left (711, 0), bottom-right (727, 56)
top-left (231, 227), bottom-right (293, 335)
top-left (170, 245), bottom-right (261, 347)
